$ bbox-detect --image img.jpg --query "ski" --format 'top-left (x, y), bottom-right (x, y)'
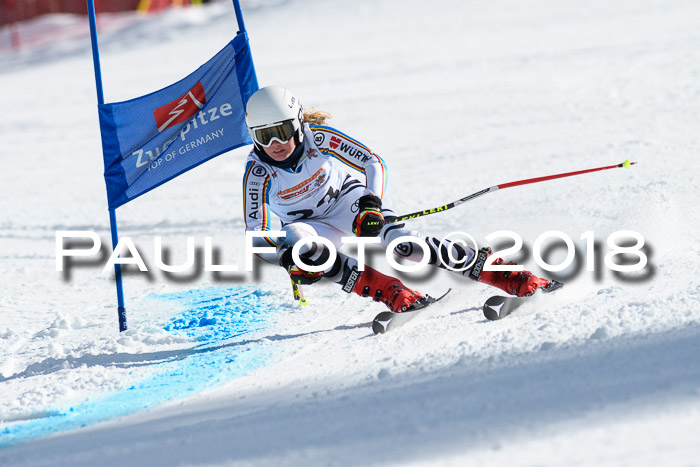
top-left (372, 289), bottom-right (452, 334)
top-left (482, 280), bottom-right (564, 321)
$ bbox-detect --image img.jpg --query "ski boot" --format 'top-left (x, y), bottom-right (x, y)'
top-left (348, 266), bottom-right (424, 313)
top-left (468, 247), bottom-right (551, 297)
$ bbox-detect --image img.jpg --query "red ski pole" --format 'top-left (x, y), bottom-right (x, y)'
top-left (388, 160), bottom-right (637, 224)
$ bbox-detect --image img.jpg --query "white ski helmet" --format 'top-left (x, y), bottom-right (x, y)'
top-left (245, 86), bottom-right (304, 150)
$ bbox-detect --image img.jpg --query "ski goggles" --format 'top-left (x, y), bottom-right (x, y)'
top-left (251, 120), bottom-right (296, 148)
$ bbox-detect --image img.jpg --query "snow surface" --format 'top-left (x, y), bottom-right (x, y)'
top-left (1, 0), bottom-right (700, 465)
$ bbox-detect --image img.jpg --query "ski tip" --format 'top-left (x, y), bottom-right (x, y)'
top-left (433, 288), bottom-right (452, 301)
top-left (372, 312), bottom-right (393, 335)
top-left (482, 296), bottom-right (511, 321)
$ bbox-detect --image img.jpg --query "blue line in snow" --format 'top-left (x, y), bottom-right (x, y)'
top-left (0, 286), bottom-right (281, 448)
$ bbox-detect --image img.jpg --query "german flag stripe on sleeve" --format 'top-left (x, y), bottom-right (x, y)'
top-left (243, 161), bottom-right (277, 246)
top-left (311, 125), bottom-right (388, 198)
top-left (324, 149), bottom-right (364, 172)
top-left (261, 175), bottom-right (277, 247)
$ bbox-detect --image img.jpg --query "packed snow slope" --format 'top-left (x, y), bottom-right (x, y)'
top-left (1, 0), bottom-right (700, 465)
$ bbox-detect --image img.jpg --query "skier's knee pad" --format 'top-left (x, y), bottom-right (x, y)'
top-left (278, 223), bottom-right (336, 265)
top-left (279, 223), bottom-right (319, 253)
top-left (380, 225), bottom-right (427, 262)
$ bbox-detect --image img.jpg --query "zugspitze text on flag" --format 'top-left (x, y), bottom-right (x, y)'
top-left (98, 32), bottom-right (258, 209)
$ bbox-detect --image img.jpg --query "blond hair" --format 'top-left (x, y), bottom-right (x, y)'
top-left (303, 108), bottom-right (332, 126)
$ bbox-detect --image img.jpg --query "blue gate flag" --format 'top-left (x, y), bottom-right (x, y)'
top-left (98, 32), bottom-right (258, 209)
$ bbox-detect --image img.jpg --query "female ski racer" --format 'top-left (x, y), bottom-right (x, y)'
top-left (243, 86), bottom-right (553, 313)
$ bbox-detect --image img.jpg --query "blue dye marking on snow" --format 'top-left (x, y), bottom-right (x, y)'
top-left (0, 286), bottom-right (281, 449)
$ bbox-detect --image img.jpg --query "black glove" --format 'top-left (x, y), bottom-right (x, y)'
top-left (352, 194), bottom-right (385, 237)
top-left (279, 248), bottom-right (324, 285)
